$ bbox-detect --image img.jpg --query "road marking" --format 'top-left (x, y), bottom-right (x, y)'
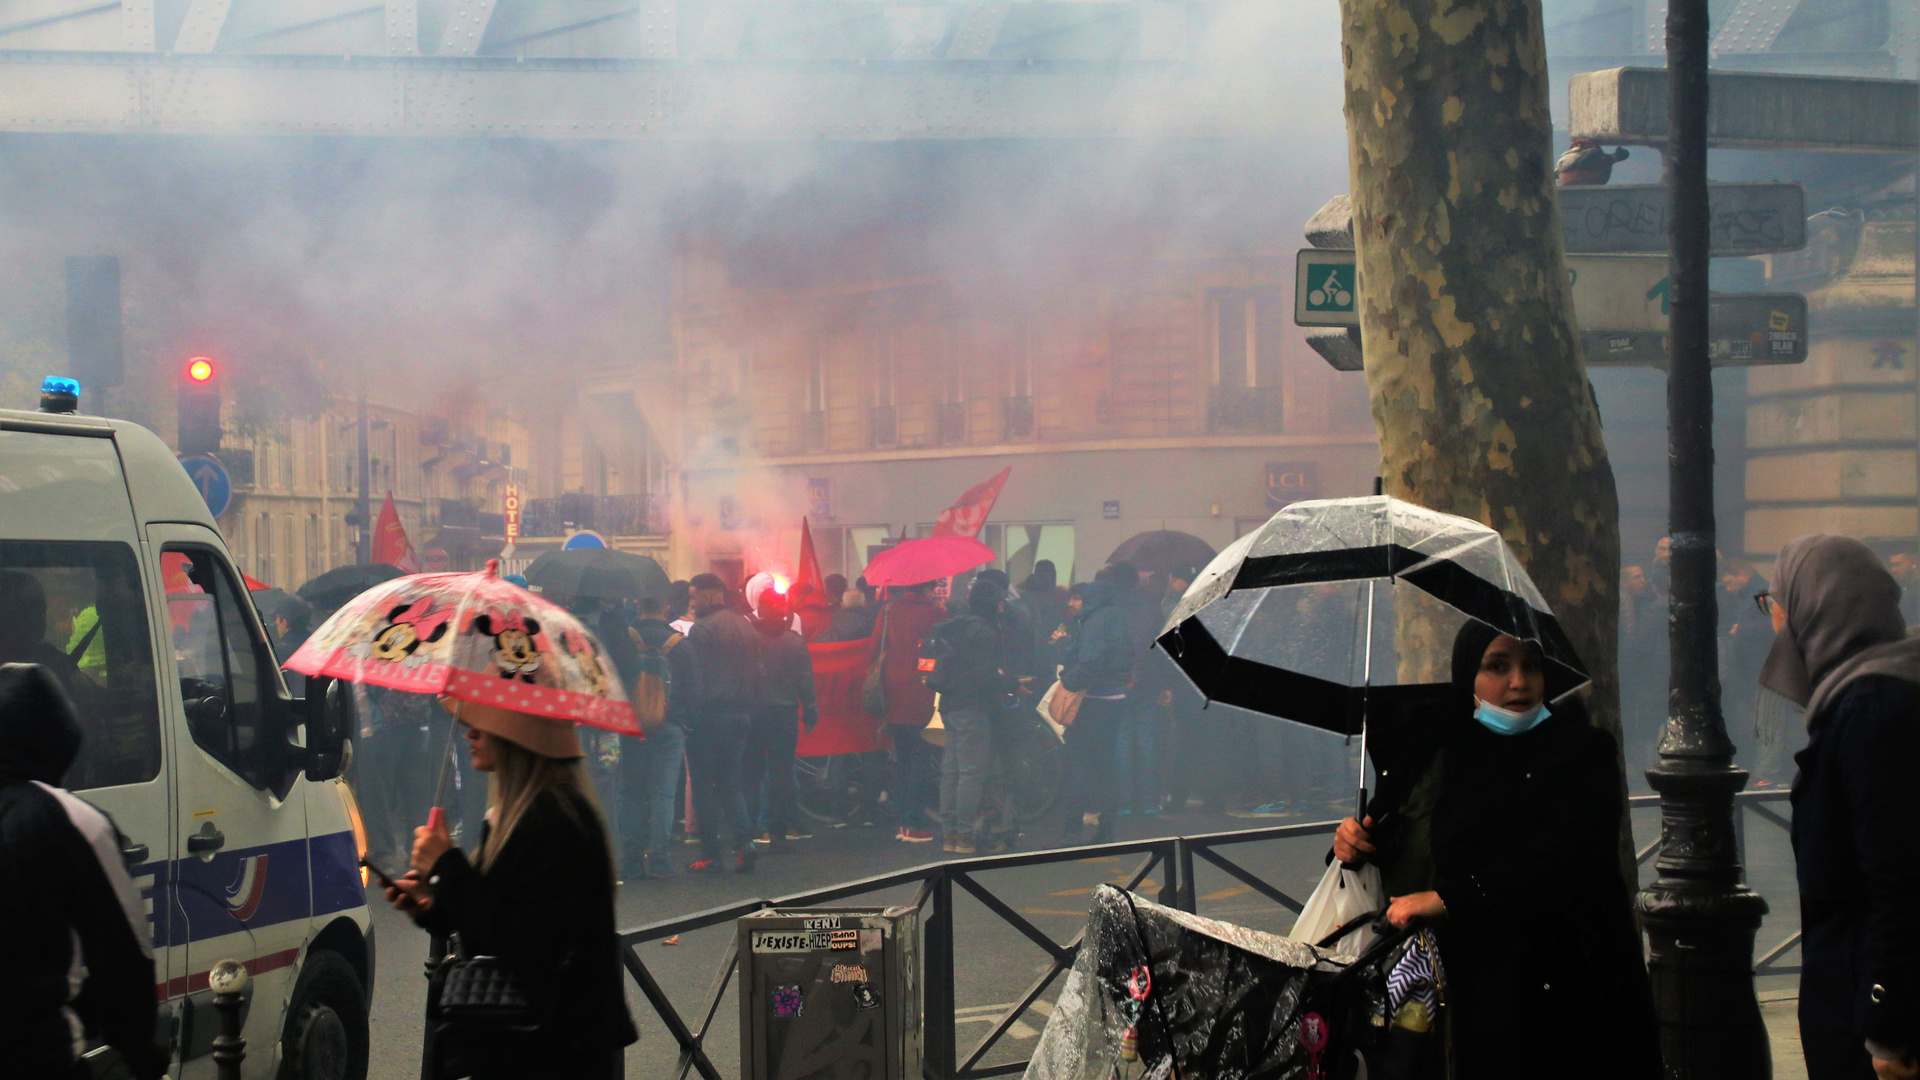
top-left (1022, 909), bottom-right (1089, 916)
top-left (953, 999), bottom-right (1055, 1040)
top-left (1049, 887), bottom-right (1094, 896)
top-left (1202, 885), bottom-right (1253, 901)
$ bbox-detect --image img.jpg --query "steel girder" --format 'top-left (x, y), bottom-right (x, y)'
top-left (0, 50), bottom-right (1272, 139)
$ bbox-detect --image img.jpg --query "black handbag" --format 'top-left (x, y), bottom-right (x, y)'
top-left (434, 955), bottom-right (540, 1028)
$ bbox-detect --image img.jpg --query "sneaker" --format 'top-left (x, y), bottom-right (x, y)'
top-left (734, 846), bottom-right (758, 874)
top-left (752, 832), bottom-right (773, 846)
top-left (942, 834), bottom-right (960, 853)
top-left (687, 857), bottom-right (724, 873)
top-left (644, 856), bottom-right (678, 880)
top-left (785, 826), bottom-right (813, 840)
top-left (950, 835), bottom-right (977, 856)
top-left (1082, 812), bottom-right (1101, 828)
top-left (898, 829), bottom-right (936, 843)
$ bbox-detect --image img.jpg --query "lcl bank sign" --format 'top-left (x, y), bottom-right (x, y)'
top-left (1266, 462), bottom-right (1319, 509)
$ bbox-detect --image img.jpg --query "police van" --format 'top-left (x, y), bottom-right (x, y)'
top-left (2, 385), bottom-right (372, 1080)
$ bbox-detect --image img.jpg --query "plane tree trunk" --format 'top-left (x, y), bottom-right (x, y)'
top-left (1337, 0), bottom-right (1629, 859)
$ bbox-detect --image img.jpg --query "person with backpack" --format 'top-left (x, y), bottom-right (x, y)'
top-left (618, 594), bottom-right (700, 880)
top-left (1056, 578), bottom-right (1133, 845)
top-left (924, 576), bottom-right (1018, 854)
top-left (744, 590), bottom-right (819, 848)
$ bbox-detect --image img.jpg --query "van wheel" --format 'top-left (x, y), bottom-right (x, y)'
top-left (279, 950), bottom-right (368, 1080)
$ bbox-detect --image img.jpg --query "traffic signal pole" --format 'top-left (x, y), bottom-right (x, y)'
top-left (1634, 0), bottom-right (1772, 1074)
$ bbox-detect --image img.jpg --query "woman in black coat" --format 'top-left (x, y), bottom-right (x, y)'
top-left (390, 698), bottom-right (638, 1079)
top-left (1760, 535), bottom-right (1920, 1080)
top-left (1336, 620), bottom-right (1659, 1079)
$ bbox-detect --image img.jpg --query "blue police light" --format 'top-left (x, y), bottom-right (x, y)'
top-left (39, 376), bottom-right (81, 414)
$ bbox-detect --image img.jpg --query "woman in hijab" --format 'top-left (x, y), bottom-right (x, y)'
top-left (1761, 535), bottom-right (1920, 1080)
top-left (1334, 619), bottom-right (1659, 1079)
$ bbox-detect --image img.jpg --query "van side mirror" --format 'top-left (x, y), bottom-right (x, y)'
top-left (301, 676), bottom-right (354, 782)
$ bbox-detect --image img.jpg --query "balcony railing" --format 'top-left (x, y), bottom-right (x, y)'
top-left (1207, 386), bottom-right (1283, 433)
top-left (521, 493), bottom-right (666, 537)
top-left (1002, 395), bottom-right (1034, 439)
top-left (869, 404), bottom-right (898, 447)
top-left (803, 409), bottom-right (827, 451)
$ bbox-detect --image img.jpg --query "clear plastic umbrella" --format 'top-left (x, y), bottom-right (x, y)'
top-left (1157, 495), bottom-right (1588, 809)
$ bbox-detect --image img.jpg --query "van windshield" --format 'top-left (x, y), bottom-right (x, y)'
top-left (0, 541), bottom-right (163, 790)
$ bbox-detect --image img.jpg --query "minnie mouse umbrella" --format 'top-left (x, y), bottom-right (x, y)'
top-left (285, 558), bottom-right (637, 828)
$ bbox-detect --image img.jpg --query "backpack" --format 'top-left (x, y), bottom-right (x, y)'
top-left (628, 627), bottom-right (681, 734)
top-left (918, 614), bottom-right (987, 697)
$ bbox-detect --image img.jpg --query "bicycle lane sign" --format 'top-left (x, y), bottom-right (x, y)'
top-left (1295, 250), bottom-right (1360, 327)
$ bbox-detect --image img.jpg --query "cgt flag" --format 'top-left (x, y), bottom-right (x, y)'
top-left (931, 466), bottom-right (1011, 538)
top-left (371, 491), bottom-right (419, 573)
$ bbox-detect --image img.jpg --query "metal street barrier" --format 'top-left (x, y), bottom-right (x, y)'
top-left (619, 790), bottom-right (1796, 1080)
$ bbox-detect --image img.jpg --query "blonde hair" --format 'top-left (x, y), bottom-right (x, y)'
top-left (476, 732), bottom-right (613, 874)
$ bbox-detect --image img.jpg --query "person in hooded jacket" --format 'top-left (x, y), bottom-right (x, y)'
top-left (1761, 535), bottom-right (1920, 1080)
top-left (1333, 621), bottom-right (1660, 1080)
top-left (744, 590), bottom-right (818, 847)
top-left (0, 663), bottom-right (170, 1080)
top-left (1056, 578), bottom-right (1134, 844)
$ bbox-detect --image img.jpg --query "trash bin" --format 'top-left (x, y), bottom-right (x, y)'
top-left (738, 905), bottom-right (921, 1080)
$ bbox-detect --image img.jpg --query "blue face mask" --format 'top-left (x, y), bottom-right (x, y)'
top-left (1474, 698), bottom-right (1551, 736)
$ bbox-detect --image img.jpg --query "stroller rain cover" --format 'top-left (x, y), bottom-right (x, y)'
top-left (1024, 886), bottom-right (1431, 1080)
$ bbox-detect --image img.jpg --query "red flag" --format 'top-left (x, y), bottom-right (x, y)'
top-left (931, 466), bottom-right (1011, 538)
top-left (790, 518), bottom-right (833, 638)
top-left (371, 492), bottom-right (419, 573)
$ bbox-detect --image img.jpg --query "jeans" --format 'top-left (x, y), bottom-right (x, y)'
top-left (1112, 695), bottom-right (1164, 811)
top-left (937, 703), bottom-right (994, 836)
top-left (687, 710), bottom-right (752, 857)
top-left (617, 723), bottom-right (686, 872)
top-left (890, 726), bottom-right (940, 830)
top-left (1063, 697), bottom-right (1124, 829)
top-left (743, 706), bottom-right (800, 837)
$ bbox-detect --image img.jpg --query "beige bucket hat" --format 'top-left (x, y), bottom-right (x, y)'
top-left (440, 695), bottom-right (584, 760)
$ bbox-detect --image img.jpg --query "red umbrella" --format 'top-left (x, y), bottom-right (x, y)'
top-left (863, 535), bottom-right (996, 587)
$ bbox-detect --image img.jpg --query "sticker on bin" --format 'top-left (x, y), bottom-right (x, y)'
top-left (772, 985), bottom-right (805, 1018)
top-left (754, 931), bottom-right (835, 952)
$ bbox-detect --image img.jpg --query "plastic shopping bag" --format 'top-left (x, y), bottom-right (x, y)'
top-left (1288, 857), bottom-right (1385, 962)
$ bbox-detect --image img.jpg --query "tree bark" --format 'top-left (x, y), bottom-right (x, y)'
top-left (1337, 0), bottom-right (1628, 858)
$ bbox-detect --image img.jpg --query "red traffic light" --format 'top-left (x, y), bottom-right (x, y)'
top-left (186, 357), bottom-right (215, 383)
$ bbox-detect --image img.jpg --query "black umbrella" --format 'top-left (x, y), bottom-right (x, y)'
top-left (296, 563), bottom-right (405, 613)
top-left (523, 547), bottom-right (670, 604)
top-left (1157, 496), bottom-right (1588, 801)
top-left (1106, 530), bottom-right (1218, 576)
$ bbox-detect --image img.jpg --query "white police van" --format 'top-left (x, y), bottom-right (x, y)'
top-left (2, 384), bottom-right (372, 1080)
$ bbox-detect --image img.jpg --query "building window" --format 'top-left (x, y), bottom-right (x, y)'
top-left (305, 515), bottom-right (323, 583)
top-left (1208, 289), bottom-right (1284, 432)
top-left (938, 330), bottom-right (967, 444)
top-left (1004, 324), bottom-right (1035, 439)
top-left (869, 329), bottom-right (897, 447)
top-left (804, 340), bottom-right (829, 450)
top-left (254, 512), bottom-right (273, 585)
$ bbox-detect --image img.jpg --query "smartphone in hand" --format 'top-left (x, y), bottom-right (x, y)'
top-left (360, 856), bottom-right (401, 892)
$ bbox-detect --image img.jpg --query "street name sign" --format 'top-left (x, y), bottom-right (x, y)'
top-left (1559, 183), bottom-right (1804, 255)
top-left (1293, 250), bottom-right (1806, 367)
top-left (1295, 249), bottom-right (1359, 326)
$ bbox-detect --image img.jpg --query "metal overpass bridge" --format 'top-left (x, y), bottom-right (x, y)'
top-left (0, 0), bottom-right (1283, 139)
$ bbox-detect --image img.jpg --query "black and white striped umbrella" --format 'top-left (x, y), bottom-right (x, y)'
top-left (1156, 495), bottom-right (1588, 738)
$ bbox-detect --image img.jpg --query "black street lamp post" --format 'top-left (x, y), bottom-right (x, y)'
top-left (1634, 0), bottom-right (1773, 1075)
